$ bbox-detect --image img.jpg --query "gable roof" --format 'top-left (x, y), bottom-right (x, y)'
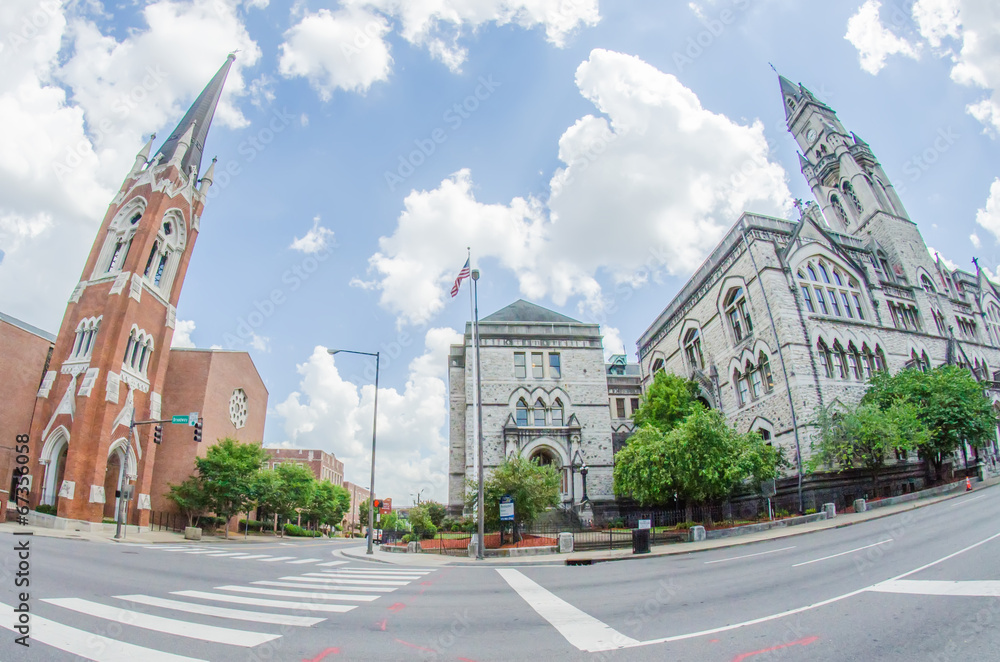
top-left (481, 299), bottom-right (580, 324)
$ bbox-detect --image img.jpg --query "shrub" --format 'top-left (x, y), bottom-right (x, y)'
top-left (102, 517), bottom-right (117, 524)
top-left (35, 504), bottom-right (57, 516)
top-left (284, 523), bottom-right (321, 537)
top-left (805, 508), bottom-right (817, 515)
top-left (674, 521), bottom-right (698, 530)
top-left (609, 517), bottom-right (625, 528)
top-left (239, 519), bottom-right (265, 532)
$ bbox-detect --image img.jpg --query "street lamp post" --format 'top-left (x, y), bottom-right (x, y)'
top-left (329, 348), bottom-right (380, 555)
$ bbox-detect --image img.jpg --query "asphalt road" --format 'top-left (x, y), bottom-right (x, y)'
top-left (2, 487), bottom-right (999, 661)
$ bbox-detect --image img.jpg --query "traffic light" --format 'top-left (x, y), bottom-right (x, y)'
top-left (193, 419), bottom-right (203, 443)
top-left (153, 424), bottom-right (163, 444)
top-left (372, 499), bottom-right (382, 510)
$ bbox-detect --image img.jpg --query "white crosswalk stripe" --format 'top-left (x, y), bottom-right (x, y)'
top-left (173, 590), bottom-right (358, 613)
top-left (259, 556), bottom-right (297, 562)
top-left (43, 598), bottom-right (280, 647)
top-left (317, 560), bottom-right (348, 567)
top-left (14, 564), bottom-right (433, 660)
top-left (216, 585), bottom-right (380, 601)
top-left (116, 594), bottom-right (325, 626)
top-left (287, 558), bottom-right (323, 564)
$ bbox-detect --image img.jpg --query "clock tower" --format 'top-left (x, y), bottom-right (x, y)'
top-left (27, 55), bottom-right (234, 527)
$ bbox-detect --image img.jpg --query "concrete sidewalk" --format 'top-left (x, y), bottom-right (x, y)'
top-left (342, 480), bottom-right (999, 567)
top-left (0, 521), bottom-right (344, 545)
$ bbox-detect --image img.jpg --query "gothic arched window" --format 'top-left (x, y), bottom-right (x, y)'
top-left (818, 340), bottom-right (834, 379)
top-left (759, 352), bottom-right (774, 391)
top-left (683, 328), bottom-right (705, 370)
top-left (724, 287), bottom-right (753, 343)
top-left (796, 259), bottom-right (866, 320)
top-left (142, 211), bottom-right (186, 295)
top-left (551, 399), bottom-right (564, 426)
top-left (71, 317), bottom-right (101, 360)
top-left (830, 194), bottom-right (849, 226)
top-left (842, 181), bottom-right (863, 214)
top-left (533, 398), bottom-right (546, 426)
top-left (515, 399), bottom-right (529, 427)
top-left (651, 358), bottom-right (664, 374)
top-left (123, 327), bottom-right (154, 378)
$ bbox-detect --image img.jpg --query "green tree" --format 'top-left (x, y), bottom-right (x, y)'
top-left (614, 409), bottom-right (780, 517)
top-left (407, 504), bottom-right (438, 539)
top-left (165, 475), bottom-right (209, 528)
top-left (304, 482), bottom-right (352, 531)
top-left (808, 401), bottom-right (930, 492)
top-left (195, 438), bottom-right (268, 538)
top-left (632, 371), bottom-right (702, 432)
top-left (466, 456), bottom-right (561, 531)
top-left (421, 500), bottom-right (447, 528)
top-left (251, 469), bottom-right (283, 534)
top-left (268, 463), bottom-right (317, 534)
top-left (863, 366), bottom-right (995, 481)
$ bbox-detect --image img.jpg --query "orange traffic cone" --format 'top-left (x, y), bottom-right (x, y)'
top-left (966, 477), bottom-right (973, 491)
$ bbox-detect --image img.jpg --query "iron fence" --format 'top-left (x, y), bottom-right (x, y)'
top-left (150, 511), bottom-right (186, 532)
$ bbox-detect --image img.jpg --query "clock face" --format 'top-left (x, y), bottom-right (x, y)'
top-left (806, 128), bottom-right (818, 142)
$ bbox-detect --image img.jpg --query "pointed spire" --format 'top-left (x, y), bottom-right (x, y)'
top-left (154, 53), bottom-right (236, 178)
top-left (167, 121), bottom-right (197, 169)
top-left (130, 133), bottom-right (156, 176)
top-left (778, 74), bottom-right (803, 120)
top-left (198, 157), bottom-right (217, 192)
top-left (797, 151), bottom-right (810, 170)
top-left (852, 132), bottom-right (869, 146)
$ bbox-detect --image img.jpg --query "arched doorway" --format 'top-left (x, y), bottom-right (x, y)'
top-left (528, 446), bottom-right (568, 495)
top-left (39, 427), bottom-right (70, 507)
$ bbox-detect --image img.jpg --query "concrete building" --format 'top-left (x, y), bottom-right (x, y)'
top-left (263, 448), bottom-right (344, 487)
top-left (448, 300), bottom-right (627, 517)
top-left (636, 76), bottom-right (1000, 505)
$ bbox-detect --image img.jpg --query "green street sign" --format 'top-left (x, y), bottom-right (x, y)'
top-left (171, 415), bottom-right (190, 425)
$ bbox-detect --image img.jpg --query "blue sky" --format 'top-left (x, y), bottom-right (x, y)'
top-left (2, 0), bottom-right (999, 503)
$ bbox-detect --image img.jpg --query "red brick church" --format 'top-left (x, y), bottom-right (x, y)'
top-left (0, 55), bottom-right (267, 530)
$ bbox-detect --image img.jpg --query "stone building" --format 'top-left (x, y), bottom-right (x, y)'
top-left (264, 447), bottom-right (345, 487)
top-left (13, 55), bottom-right (257, 529)
top-left (636, 76), bottom-right (1000, 505)
top-left (448, 300), bottom-right (628, 516)
top-left (606, 355), bottom-right (642, 455)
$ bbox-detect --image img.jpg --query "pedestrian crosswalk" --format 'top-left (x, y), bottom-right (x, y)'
top-left (0, 564), bottom-right (434, 661)
top-left (138, 545), bottom-right (352, 567)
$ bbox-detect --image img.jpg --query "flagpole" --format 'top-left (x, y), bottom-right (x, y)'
top-left (472, 265), bottom-right (485, 561)
top-left (466, 248), bottom-right (478, 517)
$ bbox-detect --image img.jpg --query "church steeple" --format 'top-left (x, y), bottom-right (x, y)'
top-left (154, 54), bottom-right (235, 179)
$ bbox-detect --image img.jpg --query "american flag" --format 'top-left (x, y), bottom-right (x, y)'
top-left (451, 258), bottom-right (471, 297)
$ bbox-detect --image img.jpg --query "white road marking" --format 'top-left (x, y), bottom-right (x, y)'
top-left (217, 585), bottom-right (379, 601)
top-left (183, 550), bottom-right (228, 555)
top-left (315, 572), bottom-right (424, 580)
top-left (254, 580), bottom-right (395, 592)
top-left (200, 552), bottom-right (246, 557)
top-left (317, 560), bottom-right (348, 567)
top-left (792, 539), bottom-right (894, 567)
top-left (333, 568), bottom-right (431, 574)
top-left (0, 601), bottom-right (204, 661)
top-left (276, 577), bottom-right (396, 592)
top-left (173, 590), bottom-right (356, 613)
top-left (259, 556), bottom-right (297, 562)
top-left (870, 579), bottom-right (1000, 597)
top-left (298, 574), bottom-right (409, 586)
top-left (44, 598), bottom-right (279, 647)
top-left (704, 546), bottom-right (796, 565)
top-left (948, 494), bottom-right (988, 508)
top-left (497, 569), bottom-right (640, 653)
top-left (229, 554), bottom-right (272, 560)
top-left (116, 594), bottom-right (324, 626)
top-left (287, 558), bottom-right (322, 564)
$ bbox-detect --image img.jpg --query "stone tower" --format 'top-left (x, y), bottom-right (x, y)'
top-left (27, 55), bottom-right (234, 527)
top-left (781, 74), bottom-right (947, 332)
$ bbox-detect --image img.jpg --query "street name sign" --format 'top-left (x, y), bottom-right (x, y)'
top-left (171, 415), bottom-right (189, 425)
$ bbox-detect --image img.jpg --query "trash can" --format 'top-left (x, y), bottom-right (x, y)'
top-left (632, 528), bottom-right (650, 554)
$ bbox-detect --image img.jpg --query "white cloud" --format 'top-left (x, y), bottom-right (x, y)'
top-left (975, 177), bottom-right (1000, 241)
top-left (602, 326), bottom-right (626, 360)
top-left (0, 0), bottom-right (260, 330)
top-left (249, 332), bottom-right (270, 353)
top-left (847, 0), bottom-right (1000, 134)
top-left (171, 319), bottom-right (197, 348)
top-left (278, 6), bottom-right (393, 99)
top-left (273, 328), bottom-right (462, 502)
top-left (845, 0), bottom-right (920, 75)
top-left (928, 245), bottom-right (960, 271)
top-left (971, 232), bottom-right (982, 248)
top-left (347, 0), bottom-right (600, 71)
top-left (290, 215), bottom-right (336, 253)
top-left (360, 49), bottom-right (791, 327)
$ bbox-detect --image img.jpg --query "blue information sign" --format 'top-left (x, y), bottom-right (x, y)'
top-left (499, 495), bottom-right (514, 521)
